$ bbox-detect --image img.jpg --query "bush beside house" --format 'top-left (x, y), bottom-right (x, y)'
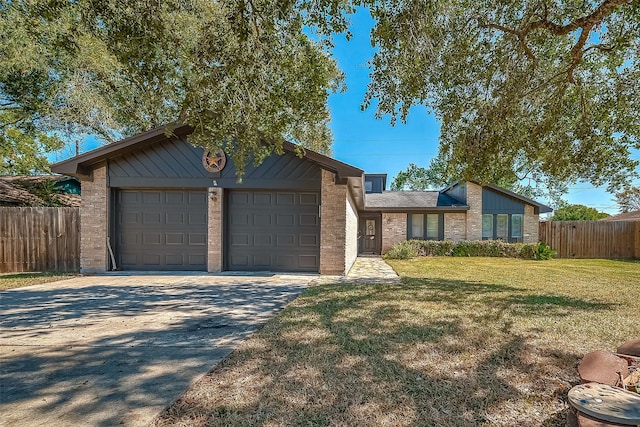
top-left (384, 239), bottom-right (556, 260)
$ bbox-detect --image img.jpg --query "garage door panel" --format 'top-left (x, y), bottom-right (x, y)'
top-left (254, 213), bottom-right (272, 226)
top-left (277, 193), bottom-right (295, 205)
top-left (299, 193), bottom-right (319, 205)
top-left (254, 234), bottom-right (272, 246)
top-left (299, 255), bottom-right (319, 268)
top-left (188, 233), bottom-right (206, 245)
top-left (115, 189), bottom-right (207, 270)
top-left (227, 190), bottom-right (319, 272)
top-left (189, 212), bottom-right (207, 225)
top-left (142, 191), bottom-right (162, 204)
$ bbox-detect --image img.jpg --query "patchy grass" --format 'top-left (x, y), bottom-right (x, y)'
top-left (154, 258), bottom-right (640, 427)
top-left (0, 272), bottom-right (78, 290)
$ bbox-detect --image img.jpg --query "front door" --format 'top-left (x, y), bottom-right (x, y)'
top-left (358, 215), bottom-right (381, 255)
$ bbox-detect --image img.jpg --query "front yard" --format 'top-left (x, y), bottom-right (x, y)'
top-left (155, 258), bottom-right (640, 426)
top-left (0, 272), bottom-right (78, 290)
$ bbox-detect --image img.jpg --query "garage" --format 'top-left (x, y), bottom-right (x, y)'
top-left (115, 189), bottom-right (208, 270)
top-left (226, 190), bottom-right (320, 272)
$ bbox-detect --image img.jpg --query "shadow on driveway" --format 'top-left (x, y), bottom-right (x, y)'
top-left (0, 274), bottom-right (309, 426)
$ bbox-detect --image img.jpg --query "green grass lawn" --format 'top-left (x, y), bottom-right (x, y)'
top-left (154, 258), bottom-right (640, 427)
top-left (0, 272), bottom-right (78, 290)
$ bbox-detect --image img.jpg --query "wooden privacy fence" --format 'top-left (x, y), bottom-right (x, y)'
top-left (0, 207), bottom-right (80, 273)
top-left (539, 220), bottom-right (640, 259)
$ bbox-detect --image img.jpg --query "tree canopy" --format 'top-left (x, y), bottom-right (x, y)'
top-left (1, 0), bottom-right (638, 186)
top-left (0, 0), bottom-right (350, 174)
top-left (550, 203), bottom-right (610, 220)
top-left (615, 186), bottom-right (640, 212)
top-left (366, 0), bottom-right (639, 192)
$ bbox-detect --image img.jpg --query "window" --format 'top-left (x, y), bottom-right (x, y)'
top-left (511, 214), bottom-right (523, 239)
top-left (496, 214), bottom-right (508, 240)
top-left (365, 180), bottom-right (373, 193)
top-left (482, 214), bottom-right (493, 239)
top-left (411, 214), bottom-right (424, 239)
top-left (483, 213), bottom-right (524, 242)
top-left (366, 219), bottom-right (376, 236)
top-left (408, 213), bottom-right (442, 240)
top-left (426, 214), bottom-right (439, 240)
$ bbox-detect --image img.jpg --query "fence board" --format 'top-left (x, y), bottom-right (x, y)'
top-left (0, 207), bottom-right (80, 273)
top-left (539, 220), bottom-right (637, 259)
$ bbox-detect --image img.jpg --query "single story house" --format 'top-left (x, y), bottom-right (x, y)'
top-left (51, 124), bottom-right (552, 274)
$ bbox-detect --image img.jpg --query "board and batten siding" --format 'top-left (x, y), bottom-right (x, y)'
top-left (481, 188), bottom-right (525, 214)
top-left (108, 137), bottom-right (322, 190)
top-left (0, 207), bottom-right (80, 273)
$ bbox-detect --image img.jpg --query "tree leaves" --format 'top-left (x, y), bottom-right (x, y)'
top-left (365, 0), bottom-right (640, 192)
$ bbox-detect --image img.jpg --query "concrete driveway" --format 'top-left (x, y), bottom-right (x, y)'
top-left (0, 273), bottom-right (312, 426)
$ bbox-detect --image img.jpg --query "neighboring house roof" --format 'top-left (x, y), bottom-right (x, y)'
top-left (600, 210), bottom-right (640, 221)
top-left (364, 191), bottom-right (469, 212)
top-left (0, 175), bottom-right (81, 207)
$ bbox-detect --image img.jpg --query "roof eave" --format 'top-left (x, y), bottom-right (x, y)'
top-left (363, 206), bottom-right (470, 212)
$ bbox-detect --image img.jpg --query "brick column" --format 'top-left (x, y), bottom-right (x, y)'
top-left (207, 187), bottom-right (223, 272)
top-left (80, 164), bottom-right (109, 273)
top-left (320, 170), bottom-right (347, 275)
top-left (523, 204), bottom-right (539, 243)
top-left (381, 213), bottom-right (407, 253)
top-left (465, 182), bottom-right (483, 240)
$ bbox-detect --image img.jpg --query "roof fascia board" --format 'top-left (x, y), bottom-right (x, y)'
top-left (363, 206), bottom-right (470, 213)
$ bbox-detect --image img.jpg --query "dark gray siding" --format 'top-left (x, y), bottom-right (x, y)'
top-left (482, 188), bottom-right (525, 214)
top-left (444, 183), bottom-right (466, 204)
top-left (108, 138), bottom-right (321, 190)
top-left (365, 176), bottom-right (385, 194)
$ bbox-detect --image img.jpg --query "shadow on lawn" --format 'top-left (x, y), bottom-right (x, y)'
top-left (155, 277), bottom-right (595, 427)
top-left (0, 278), bottom-right (306, 427)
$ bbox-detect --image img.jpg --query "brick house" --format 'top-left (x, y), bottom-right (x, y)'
top-left (52, 124), bottom-right (552, 275)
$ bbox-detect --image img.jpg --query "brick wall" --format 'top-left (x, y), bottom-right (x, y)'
top-left (466, 182), bottom-right (483, 240)
top-left (381, 213), bottom-right (407, 253)
top-left (320, 170), bottom-right (347, 275)
top-left (523, 204), bottom-right (539, 243)
top-left (80, 163), bottom-right (109, 273)
top-left (207, 187), bottom-right (223, 272)
top-left (444, 212), bottom-right (467, 241)
top-left (344, 192), bottom-right (358, 274)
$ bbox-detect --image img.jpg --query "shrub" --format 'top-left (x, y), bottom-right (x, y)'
top-left (383, 239), bottom-right (547, 260)
top-left (534, 241), bottom-right (557, 260)
top-left (383, 241), bottom-right (418, 260)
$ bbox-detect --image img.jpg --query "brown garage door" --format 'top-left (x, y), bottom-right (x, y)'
top-left (226, 190), bottom-right (320, 272)
top-left (115, 189), bottom-right (207, 270)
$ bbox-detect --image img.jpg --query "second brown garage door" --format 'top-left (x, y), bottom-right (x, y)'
top-left (226, 190), bottom-right (320, 272)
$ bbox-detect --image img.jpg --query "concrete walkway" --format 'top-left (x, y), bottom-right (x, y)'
top-left (311, 256), bottom-right (401, 285)
top-left (0, 274), bottom-right (311, 427)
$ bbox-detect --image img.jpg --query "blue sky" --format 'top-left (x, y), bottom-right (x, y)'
top-left (52, 8), bottom-right (638, 214)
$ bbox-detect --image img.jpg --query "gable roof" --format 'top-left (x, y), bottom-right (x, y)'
top-left (364, 191), bottom-right (469, 212)
top-left (443, 181), bottom-right (553, 214)
top-left (51, 123), bottom-right (363, 180)
top-left (600, 210), bottom-right (640, 221)
top-left (482, 184), bottom-right (553, 214)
